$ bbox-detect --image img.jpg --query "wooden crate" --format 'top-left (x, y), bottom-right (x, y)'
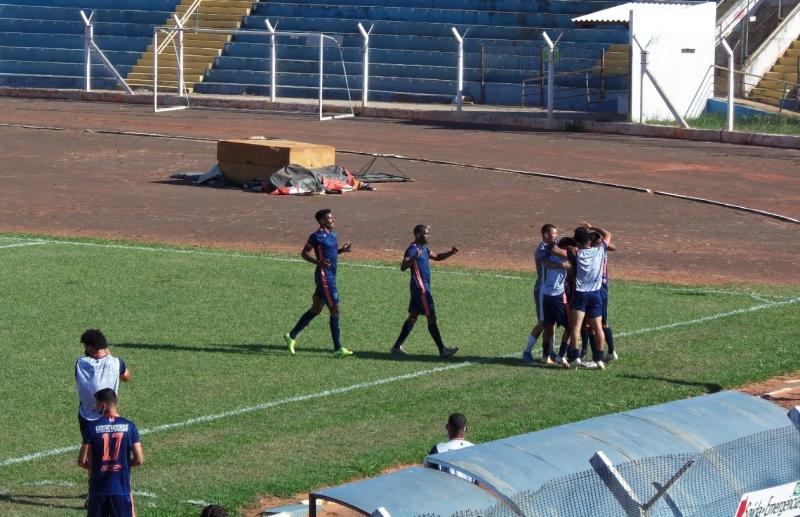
top-left (217, 139), bottom-right (336, 181)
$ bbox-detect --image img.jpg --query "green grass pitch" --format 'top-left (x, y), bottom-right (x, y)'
top-left (0, 234), bottom-right (798, 516)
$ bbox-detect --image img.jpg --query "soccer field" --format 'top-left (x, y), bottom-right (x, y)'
top-left (0, 234), bottom-right (798, 516)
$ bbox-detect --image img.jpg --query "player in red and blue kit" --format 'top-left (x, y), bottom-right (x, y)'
top-left (285, 209), bottom-right (354, 357)
top-left (390, 225), bottom-right (460, 358)
top-left (78, 388), bottom-right (143, 517)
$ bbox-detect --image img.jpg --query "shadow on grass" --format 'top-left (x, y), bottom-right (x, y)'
top-left (114, 342), bottom-right (330, 354)
top-left (352, 349), bottom-right (522, 366)
top-left (0, 493), bottom-right (83, 511)
top-left (618, 373), bottom-right (722, 394)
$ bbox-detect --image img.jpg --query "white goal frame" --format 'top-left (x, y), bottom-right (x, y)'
top-left (152, 24), bottom-right (356, 120)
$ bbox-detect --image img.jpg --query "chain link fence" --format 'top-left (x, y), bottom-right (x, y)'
top-left (418, 425), bottom-right (800, 517)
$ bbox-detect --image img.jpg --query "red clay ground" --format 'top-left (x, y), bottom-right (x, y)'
top-left (1, 97), bottom-right (798, 285)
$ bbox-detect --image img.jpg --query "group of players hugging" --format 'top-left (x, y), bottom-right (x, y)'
top-left (522, 221), bottom-right (616, 370)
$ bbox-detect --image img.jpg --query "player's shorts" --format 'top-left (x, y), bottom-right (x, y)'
top-left (533, 285), bottom-right (543, 321)
top-left (409, 289), bottom-right (435, 317)
top-left (542, 293), bottom-right (569, 327)
top-left (600, 286), bottom-right (609, 325)
top-left (314, 270), bottom-right (339, 307)
top-left (78, 414), bottom-right (92, 441)
top-left (87, 494), bottom-right (135, 517)
top-left (571, 289), bottom-right (603, 319)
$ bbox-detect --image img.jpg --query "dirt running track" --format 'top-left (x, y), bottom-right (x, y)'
top-left (0, 97), bottom-right (798, 286)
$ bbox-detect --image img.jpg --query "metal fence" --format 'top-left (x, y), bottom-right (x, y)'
top-left (424, 425), bottom-right (800, 517)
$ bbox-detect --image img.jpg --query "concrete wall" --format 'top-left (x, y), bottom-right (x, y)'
top-left (630, 2), bottom-right (716, 122)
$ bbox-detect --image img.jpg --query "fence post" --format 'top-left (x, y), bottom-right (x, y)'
top-left (539, 48), bottom-right (544, 107)
top-left (319, 33), bottom-right (324, 120)
top-left (480, 42), bottom-right (485, 104)
top-left (172, 15), bottom-right (186, 98)
top-left (265, 19), bottom-right (277, 102)
top-left (451, 27), bottom-right (465, 111)
top-left (358, 22), bottom-right (373, 107)
top-left (80, 10), bottom-right (94, 92)
top-left (721, 39), bottom-right (735, 131)
top-left (153, 30), bottom-right (159, 110)
top-left (542, 31), bottom-right (555, 122)
top-left (600, 49), bottom-right (606, 100)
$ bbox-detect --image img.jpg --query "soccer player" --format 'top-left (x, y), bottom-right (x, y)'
top-left (540, 237), bottom-right (575, 367)
top-left (564, 222), bottom-right (613, 369)
top-left (390, 225), bottom-right (459, 358)
top-left (78, 388), bottom-right (143, 517)
top-left (285, 209), bottom-right (353, 357)
top-left (76, 329), bottom-right (132, 442)
top-left (424, 412), bottom-right (474, 481)
top-left (523, 224), bottom-right (561, 365)
top-left (580, 232), bottom-right (618, 361)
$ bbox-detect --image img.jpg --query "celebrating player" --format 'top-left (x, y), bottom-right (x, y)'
top-left (390, 225), bottom-right (460, 358)
top-left (284, 209), bottom-right (353, 357)
top-left (523, 224), bottom-right (563, 365)
top-left (78, 388), bottom-right (143, 517)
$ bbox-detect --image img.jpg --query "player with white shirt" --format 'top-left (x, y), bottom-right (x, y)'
top-left (425, 413), bottom-right (474, 481)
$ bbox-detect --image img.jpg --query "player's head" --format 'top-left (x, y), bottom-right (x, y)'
top-left (446, 412), bottom-right (467, 439)
top-left (574, 227), bottom-right (591, 247)
top-left (413, 224), bottom-right (430, 245)
top-left (315, 209), bottom-right (334, 229)
top-left (94, 388), bottom-right (118, 414)
top-left (81, 329), bottom-right (107, 355)
top-left (200, 504), bottom-right (228, 517)
top-left (541, 224), bottom-right (558, 245)
top-left (590, 231), bottom-right (602, 246)
top-left (558, 236), bottom-right (577, 248)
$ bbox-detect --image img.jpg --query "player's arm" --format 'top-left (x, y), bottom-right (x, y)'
top-left (121, 370), bottom-right (132, 382)
top-left (430, 246), bottom-right (459, 261)
top-left (581, 221), bottom-right (611, 246)
top-left (337, 241), bottom-right (352, 254)
top-left (78, 444), bottom-right (91, 470)
top-left (131, 442), bottom-right (144, 467)
top-left (300, 243), bottom-right (319, 266)
top-left (400, 247), bottom-right (419, 271)
top-left (549, 244), bottom-right (568, 259)
top-left (541, 257), bottom-right (571, 270)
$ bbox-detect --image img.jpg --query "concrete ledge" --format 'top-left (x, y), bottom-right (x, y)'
top-left (2, 86), bottom-right (799, 150)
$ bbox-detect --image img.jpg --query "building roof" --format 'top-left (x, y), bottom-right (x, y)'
top-left (572, 2), bottom-right (702, 26)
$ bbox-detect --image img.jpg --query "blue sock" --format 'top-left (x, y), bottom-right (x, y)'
top-left (580, 329), bottom-right (590, 358)
top-left (394, 320), bottom-right (415, 348)
top-left (290, 309), bottom-right (318, 339)
top-left (558, 341), bottom-right (568, 357)
top-left (427, 323), bottom-right (445, 353)
top-left (329, 316), bottom-right (341, 351)
top-left (567, 347), bottom-right (580, 362)
top-left (604, 326), bottom-right (615, 355)
top-left (543, 336), bottom-right (555, 357)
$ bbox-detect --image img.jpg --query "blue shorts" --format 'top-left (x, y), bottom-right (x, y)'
top-left (314, 271), bottom-right (339, 307)
top-left (572, 290), bottom-right (603, 319)
top-left (87, 494), bottom-right (135, 517)
top-left (600, 286), bottom-right (609, 325)
top-left (409, 289), bottom-right (435, 317)
top-left (542, 294), bottom-right (569, 327)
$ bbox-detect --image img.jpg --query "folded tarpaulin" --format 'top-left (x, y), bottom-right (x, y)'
top-left (267, 165), bottom-right (364, 195)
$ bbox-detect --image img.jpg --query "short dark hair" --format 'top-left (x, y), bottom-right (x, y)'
top-left (94, 388), bottom-right (117, 405)
top-left (558, 236), bottom-right (577, 248)
top-left (541, 224), bottom-right (556, 237)
top-left (590, 231), bottom-right (602, 244)
top-left (200, 504), bottom-right (228, 517)
top-left (81, 329), bottom-right (107, 350)
top-left (574, 227), bottom-right (591, 246)
top-left (314, 209), bottom-right (332, 223)
top-left (413, 224), bottom-right (428, 235)
top-left (447, 412), bottom-right (467, 433)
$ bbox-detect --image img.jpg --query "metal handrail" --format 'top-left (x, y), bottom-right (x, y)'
top-left (156, 0), bottom-right (203, 54)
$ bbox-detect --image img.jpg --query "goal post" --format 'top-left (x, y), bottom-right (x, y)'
top-left (152, 25), bottom-right (356, 120)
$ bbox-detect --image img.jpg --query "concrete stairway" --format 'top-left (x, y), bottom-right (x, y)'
top-left (749, 40), bottom-right (800, 106)
top-left (126, 0), bottom-right (252, 92)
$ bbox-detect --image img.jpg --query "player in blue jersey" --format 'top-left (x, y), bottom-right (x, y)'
top-left (285, 209), bottom-right (353, 357)
top-left (78, 388), bottom-right (143, 517)
top-left (390, 225), bottom-right (460, 358)
top-left (523, 224), bottom-right (571, 365)
top-left (564, 222), bottom-right (613, 369)
top-left (579, 231), bottom-right (618, 361)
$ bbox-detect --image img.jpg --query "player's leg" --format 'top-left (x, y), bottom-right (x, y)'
top-left (391, 309), bottom-right (419, 356)
top-left (523, 287), bottom-right (545, 364)
top-left (602, 288), bottom-right (617, 360)
top-left (422, 294), bottom-right (458, 358)
top-left (285, 294), bottom-right (324, 354)
top-left (324, 279), bottom-right (351, 357)
top-left (568, 307), bottom-right (586, 368)
top-left (584, 315), bottom-right (606, 368)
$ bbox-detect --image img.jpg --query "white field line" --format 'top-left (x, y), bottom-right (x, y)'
top-left (21, 480), bottom-right (77, 487)
top-left (3, 296), bottom-right (799, 469)
top-left (0, 241), bottom-right (47, 249)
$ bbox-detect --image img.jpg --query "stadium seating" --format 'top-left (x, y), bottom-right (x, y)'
top-left (194, 0), bottom-right (630, 107)
top-left (0, 0), bottom-right (180, 89)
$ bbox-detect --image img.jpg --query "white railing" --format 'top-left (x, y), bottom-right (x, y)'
top-left (80, 10), bottom-right (133, 94)
top-left (156, 0), bottom-right (203, 55)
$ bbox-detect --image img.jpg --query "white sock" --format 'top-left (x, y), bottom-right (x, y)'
top-left (524, 334), bottom-right (537, 353)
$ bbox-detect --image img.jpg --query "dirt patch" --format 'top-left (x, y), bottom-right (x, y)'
top-left (737, 373), bottom-right (800, 410)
